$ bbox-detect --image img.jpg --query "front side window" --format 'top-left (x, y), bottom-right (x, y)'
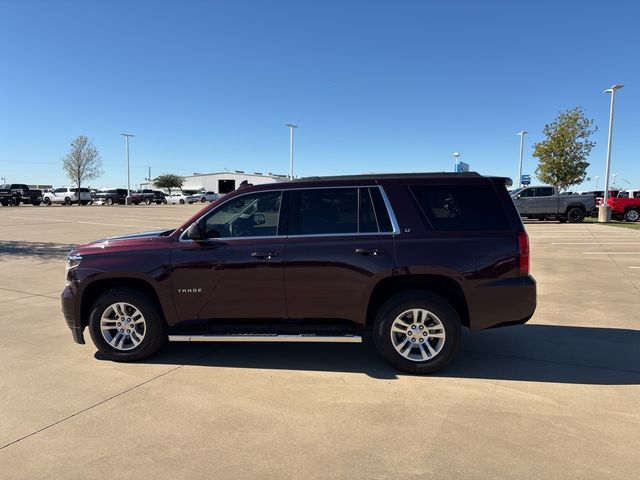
top-left (202, 191), bottom-right (282, 238)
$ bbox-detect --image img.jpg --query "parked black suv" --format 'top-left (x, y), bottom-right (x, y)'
top-left (131, 189), bottom-right (167, 205)
top-left (62, 173), bottom-right (536, 374)
top-left (92, 188), bottom-right (128, 205)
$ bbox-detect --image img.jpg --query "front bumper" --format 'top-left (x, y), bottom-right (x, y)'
top-left (61, 286), bottom-right (85, 344)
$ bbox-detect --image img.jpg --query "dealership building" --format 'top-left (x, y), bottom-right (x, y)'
top-left (143, 171), bottom-right (289, 194)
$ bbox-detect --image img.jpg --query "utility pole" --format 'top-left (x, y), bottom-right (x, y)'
top-left (121, 133), bottom-right (134, 204)
top-left (599, 84), bottom-right (624, 222)
top-left (285, 124), bottom-right (298, 180)
top-left (517, 131), bottom-right (528, 187)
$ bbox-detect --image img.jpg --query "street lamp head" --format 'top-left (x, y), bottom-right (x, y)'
top-left (452, 152), bottom-right (460, 157)
top-left (121, 133), bottom-right (135, 137)
top-left (517, 131), bottom-right (528, 136)
top-left (285, 124), bottom-right (298, 129)
top-left (604, 84), bottom-right (624, 94)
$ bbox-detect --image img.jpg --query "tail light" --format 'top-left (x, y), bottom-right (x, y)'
top-left (518, 231), bottom-right (530, 275)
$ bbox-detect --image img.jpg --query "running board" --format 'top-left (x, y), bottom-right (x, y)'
top-left (168, 333), bottom-right (362, 343)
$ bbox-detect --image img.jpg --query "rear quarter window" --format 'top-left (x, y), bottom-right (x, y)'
top-left (410, 184), bottom-right (510, 231)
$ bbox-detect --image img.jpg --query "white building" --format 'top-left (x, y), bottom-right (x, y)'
top-left (144, 171), bottom-right (288, 195)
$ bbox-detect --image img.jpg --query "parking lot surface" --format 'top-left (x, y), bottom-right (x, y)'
top-left (1, 205), bottom-right (639, 479)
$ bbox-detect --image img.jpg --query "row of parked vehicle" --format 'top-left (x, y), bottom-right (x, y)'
top-left (510, 186), bottom-right (640, 222)
top-left (0, 184), bottom-right (221, 206)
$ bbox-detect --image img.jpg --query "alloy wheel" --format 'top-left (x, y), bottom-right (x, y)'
top-left (390, 308), bottom-right (446, 361)
top-left (100, 302), bottom-right (146, 351)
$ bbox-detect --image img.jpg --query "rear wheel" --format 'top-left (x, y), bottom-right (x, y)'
top-left (64, 197), bottom-right (71, 206)
top-left (179, 199), bottom-right (185, 204)
top-left (88, 287), bottom-right (167, 361)
top-left (106, 197), bottom-right (113, 205)
top-left (566, 207), bottom-right (585, 223)
top-left (624, 208), bottom-right (640, 222)
top-left (44, 197), bottom-right (52, 205)
top-left (145, 198), bottom-right (152, 205)
top-left (373, 291), bottom-right (461, 374)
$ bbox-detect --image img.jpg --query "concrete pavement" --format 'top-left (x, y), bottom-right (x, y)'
top-left (0, 205), bottom-right (638, 479)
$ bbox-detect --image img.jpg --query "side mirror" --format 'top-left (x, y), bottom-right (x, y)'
top-left (186, 221), bottom-right (204, 241)
top-left (253, 214), bottom-right (265, 225)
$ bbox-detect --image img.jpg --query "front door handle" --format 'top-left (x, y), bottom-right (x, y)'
top-left (355, 248), bottom-right (384, 256)
top-left (251, 251), bottom-right (279, 259)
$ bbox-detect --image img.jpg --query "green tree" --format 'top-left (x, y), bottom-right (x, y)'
top-left (153, 173), bottom-right (184, 196)
top-left (533, 107), bottom-right (596, 191)
top-left (62, 135), bottom-right (103, 204)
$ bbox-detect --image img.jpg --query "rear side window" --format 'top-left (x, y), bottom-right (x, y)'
top-left (536, 187), bottom-right (554, 197)
top-left (411, 185), bottom-right (510, 231)
top-left (289, 187), bottom-right (394, 235)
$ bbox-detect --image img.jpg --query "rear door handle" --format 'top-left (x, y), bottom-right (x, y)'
top-left (251, 251), bottom-right (279, 259)
top-left (355, 248), bottom-right (384, 256)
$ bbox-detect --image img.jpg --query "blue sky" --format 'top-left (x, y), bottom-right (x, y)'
top-left (0, 0), bottom-right (638, 190)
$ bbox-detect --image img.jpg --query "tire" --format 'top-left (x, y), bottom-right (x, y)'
top-left (624, 208), bottom-right (640, 222)
top-left (88, 287), bottom-right (167, 361)
top-left (566, 207), bottom-right (585, 223)
top-left (373, 291), bottom-right (461, 374)
top-left (162, 199), bottom-right (167, 205)
top-left (201, 197), bottom-right (206, 203)
top-left (179, 199), bottom-right (185, 204)
top-left (145, 198), bottom-right (152, 205)
top-left (106, 197), bottom-right (113, 206)
top-left (44, 197), bottom-right (52, 206)
top-left (64, 197), bottom-right (71, 206)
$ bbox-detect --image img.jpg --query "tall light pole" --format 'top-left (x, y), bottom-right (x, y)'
top-left (594, 175), bottom-right (599, 191)
top-left (517, 131), bottom-right (528, 187)
top-left (611, 173), bottom-right (619, 188)
top-left (599, 84), bottom-right (624, 222)
top-left (452, 152), bottom-right (460, 172)
top-left (121, 133), bottom-right (134, 204)
top-left (285, 124), bottom-right (298, 180)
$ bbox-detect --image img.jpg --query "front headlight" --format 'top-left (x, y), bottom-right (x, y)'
top-left (65, 254), bottom-right (82, 285)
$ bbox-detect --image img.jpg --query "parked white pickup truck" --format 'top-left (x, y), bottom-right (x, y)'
top-left (511, 186), bottom-right (596, 223)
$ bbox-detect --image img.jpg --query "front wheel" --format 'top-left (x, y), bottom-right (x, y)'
top-left (106, 197), bottom-right (113, 206)
top-left (145, 198), bottom-right (152, 205)
top-left (566, 207), bottom-right (585, 223)
top-left (88, 287), bottom-right (167, 361)
top-left (373, 291), bottom-right (461, 374)
top-left (179, 199), bottom-right (185, 204)
top-left (624, 208), bottom-right (640, 222)
top-left (44, 197), bottom-right (52, 206)
top-left (64, 197), bottom-right (72, 205)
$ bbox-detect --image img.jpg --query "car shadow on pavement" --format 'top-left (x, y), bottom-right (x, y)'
top-left (0, 240), bottom-right (75, 259)
top-left (96, 324), bottom-right (640, 384)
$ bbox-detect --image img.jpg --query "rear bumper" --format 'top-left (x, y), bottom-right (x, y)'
top-left (468, 275), bottom-right (537, 330)
top-left (61, 286), bottom-right (85, 344)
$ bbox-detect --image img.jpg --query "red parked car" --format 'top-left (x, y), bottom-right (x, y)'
top-left (608, 193), bottom-right (640, 222)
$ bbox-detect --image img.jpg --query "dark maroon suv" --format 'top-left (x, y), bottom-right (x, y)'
top-left (62, 173), bottom-right (535, 374)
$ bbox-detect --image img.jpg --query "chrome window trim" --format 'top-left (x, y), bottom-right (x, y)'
top-left (377, 186), bottom-right (401, 234)
top-left (178, 184), bottom-right (400, 243)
